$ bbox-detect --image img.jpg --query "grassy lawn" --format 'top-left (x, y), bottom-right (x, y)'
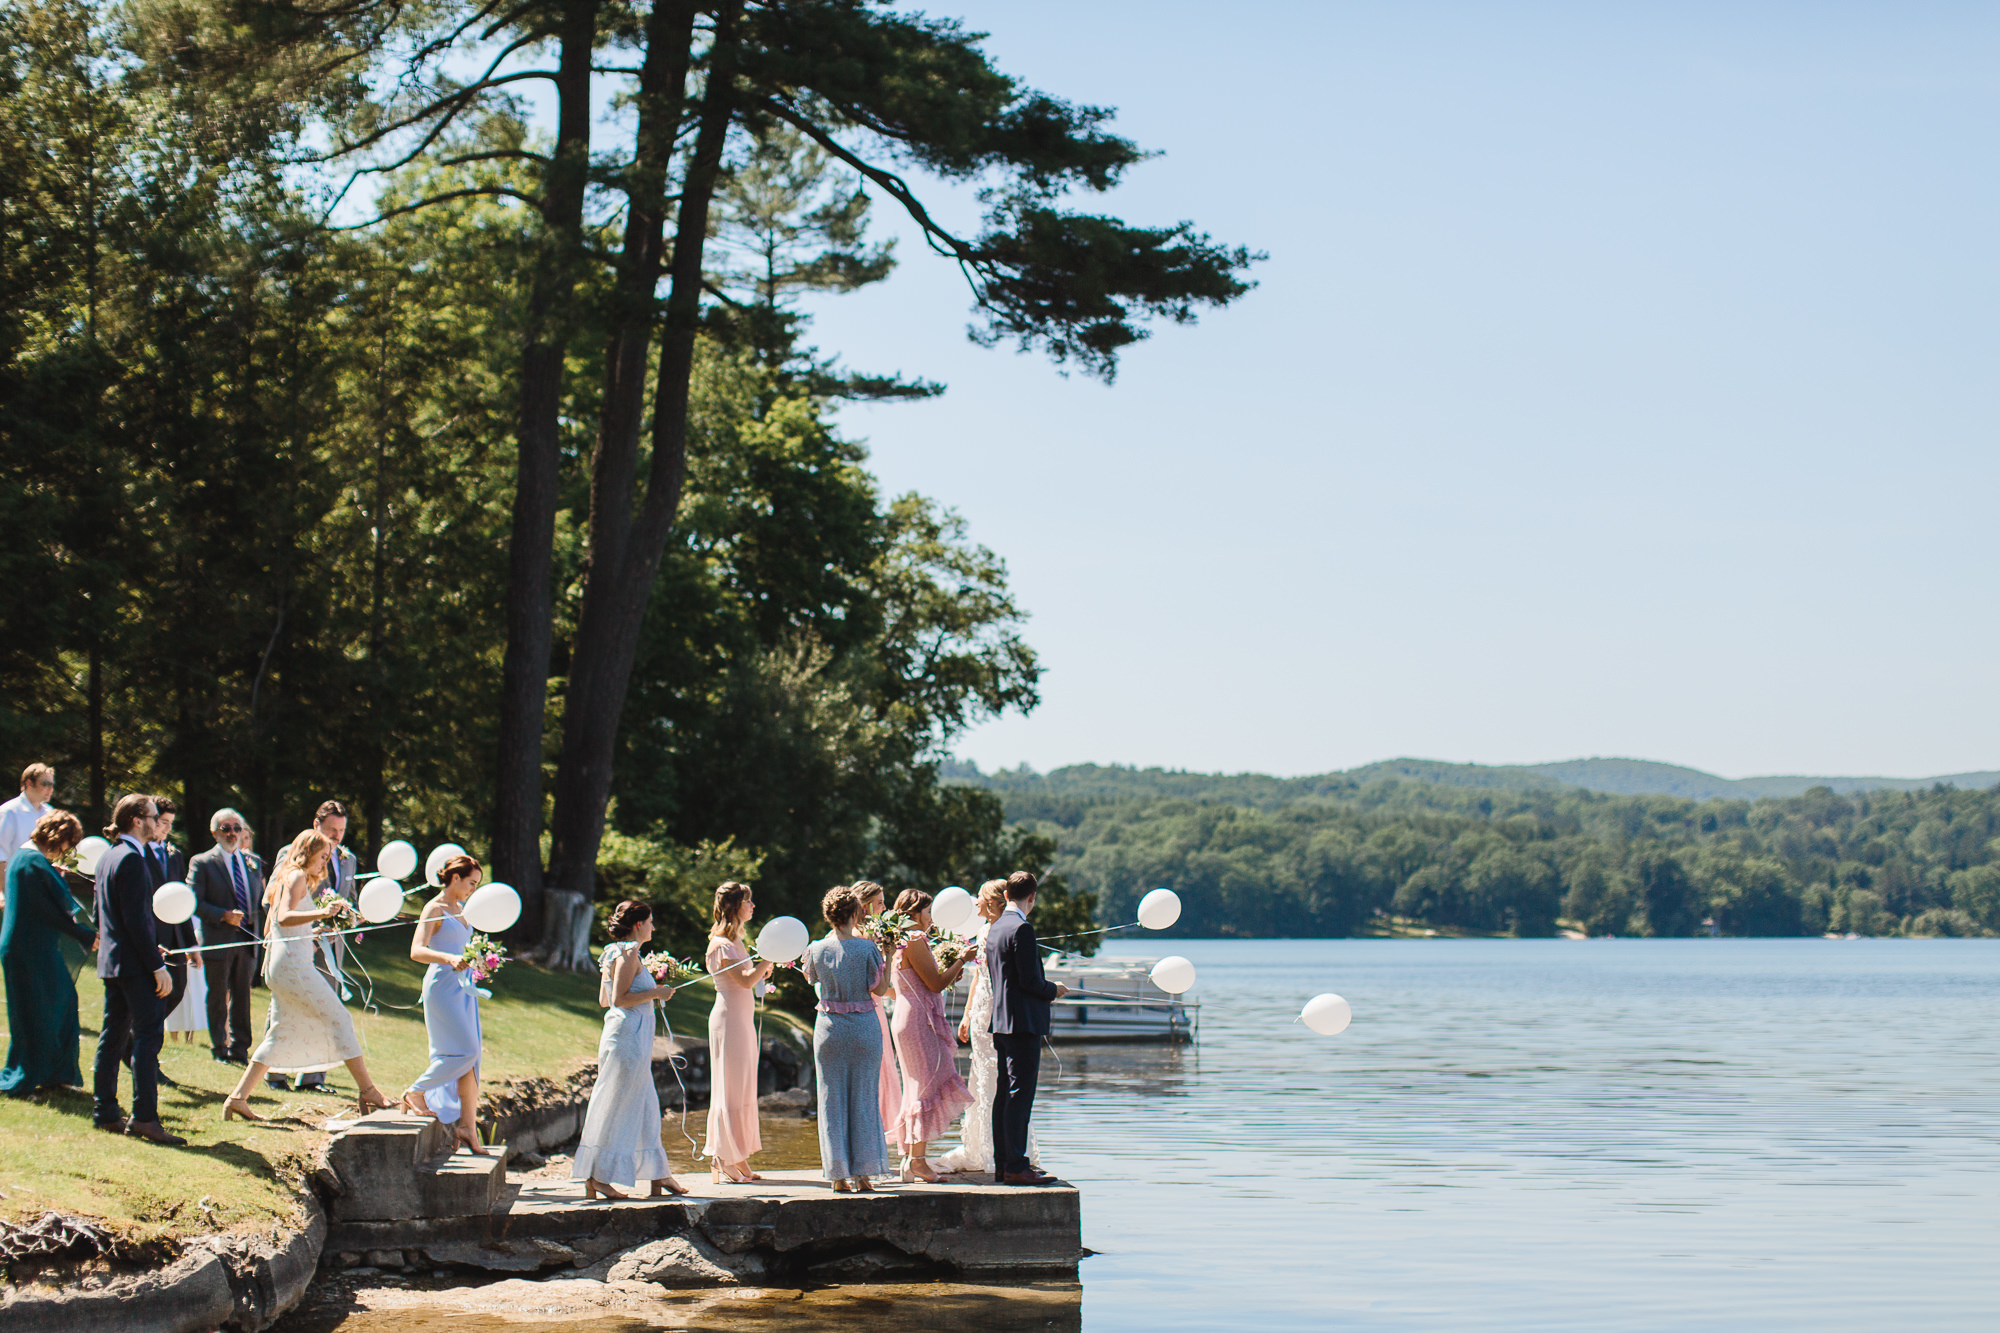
top-left (0, 929), bottom-right (775, 1242)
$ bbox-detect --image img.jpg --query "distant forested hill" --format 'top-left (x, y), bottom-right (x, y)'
top-left (942, 760), bottom-right (2000, 939)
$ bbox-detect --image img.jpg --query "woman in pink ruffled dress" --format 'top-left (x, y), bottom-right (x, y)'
top-left (888, 888), bottom-right (972, 1182)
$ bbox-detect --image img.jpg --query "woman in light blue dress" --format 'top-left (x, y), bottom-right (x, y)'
top-left (401, 853), bottom-right (487, 1153)
top-left (801, 885), bottom-right (895, 1192)
top-left (571, 901), bottom-right (689, 1199)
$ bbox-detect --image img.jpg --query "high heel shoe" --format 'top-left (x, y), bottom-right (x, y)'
top-left (356, 1085), bottom-right (392, 1114)
top-left (583, 1178), bottom-right (627, 1200)
top-left (853, 1175), bottom-right (874, 1192)
top-left (831, 1178), bottom-right (853, 1194)
top-left (222, 1097), bottom-right (265, 1122)
top-left (399, 1091), bottom-right (437, 1118)
top-left (650, 1177), bottom-right (689, 1197)
top-left (900, 1157), bottom-right (940, 1183)
top-left (453, 1126), bottom-right (492, 1156)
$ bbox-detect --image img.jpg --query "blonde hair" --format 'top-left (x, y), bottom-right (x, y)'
top-left (976, 878), bottom-right (1008, 918)
top-left (267, 829), bottom-right (332, 911)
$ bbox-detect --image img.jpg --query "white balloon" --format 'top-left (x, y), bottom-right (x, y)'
top-left (376, 839), bottom-right (419, 882)
top-left (756, 915), bottom-right (810, 964)
top-left (74, 836), bottom-right (111, 876)
top-left (359, 878), bottom-right (407, 923)
top-left (464, 882), bottom-right (522, 934)
top-left (1150, 955), bottom-right (1197, 995)
top-left (1302, 993), bottom-right (1353, 1036)
top-left (931, 885), bottom-right (975, 931)
top-left (153, 881), bottom-right (197, 926)
top-left (425, 841), bottom-right (467, 887)
top-left (1138, 888), bottom-right (1182, 930)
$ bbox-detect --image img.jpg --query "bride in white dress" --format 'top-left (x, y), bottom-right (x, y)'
top-left (938, 880), bottom-right (1038, 1174)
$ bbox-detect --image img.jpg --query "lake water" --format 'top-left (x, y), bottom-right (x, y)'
top-left (292, 938), bottom-right (2000, 1331)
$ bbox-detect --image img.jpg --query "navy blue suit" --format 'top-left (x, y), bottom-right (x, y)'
top-left (987, 905), bottom-right (1061, 1177)
top-left (92, 838), bottom-right (166, 1124)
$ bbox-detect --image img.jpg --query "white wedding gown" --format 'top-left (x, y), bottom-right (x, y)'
top-left (938, 920), bottom-right (1039, 1173)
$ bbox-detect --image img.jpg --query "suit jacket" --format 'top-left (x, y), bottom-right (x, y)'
top-left (987, 906), bottom-right (1061, 1036)
top-left (190, 843), bottom-right (263, 948)
top-left (143, 841), bottom-right (199, 961)
top-left (95, 837), bottom-right (161, 979)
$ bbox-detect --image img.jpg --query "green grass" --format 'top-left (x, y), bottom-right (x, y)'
top-left (0, 931), bottom-right (795, 1241)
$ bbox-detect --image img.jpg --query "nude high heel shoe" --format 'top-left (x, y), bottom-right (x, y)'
top-left (222, 1097), bottom-right (265, 1122)
top-left (583, 1178), bottom-right (628, 1200)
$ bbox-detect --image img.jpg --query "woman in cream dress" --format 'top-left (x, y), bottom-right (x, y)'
top-left (222, 830), bottom-right (390, 1120)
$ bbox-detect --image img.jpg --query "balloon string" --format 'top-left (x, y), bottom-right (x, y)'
top-left (657, 1008), bottom-right (703, 1163)
top-left (164, 918), bottom-right (419, 956)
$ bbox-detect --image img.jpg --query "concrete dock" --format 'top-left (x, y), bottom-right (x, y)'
top-left (316, 1112), bottom-right (1081, 1284)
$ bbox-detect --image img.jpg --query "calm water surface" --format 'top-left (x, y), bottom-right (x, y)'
top-left (300, 939), bottom-right (2000, 1330)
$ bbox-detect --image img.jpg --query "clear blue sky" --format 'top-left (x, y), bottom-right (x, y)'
top-left (780, 1), bottom-right (2000, 781)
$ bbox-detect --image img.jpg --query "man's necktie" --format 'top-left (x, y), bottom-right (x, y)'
top-left (230, 852), bottom-right (250, 919)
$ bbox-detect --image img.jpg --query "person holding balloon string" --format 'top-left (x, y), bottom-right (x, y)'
top-left (570, 900), bottom-right (691, 1200)
top-left (886, 888), bottom-right (975, 1182)
top-left (703, 881), bottom-right (773, 1183)
top-left (221, 829), bottom-right (393, 1121)
top-left (852, 881), bottom-right (904, 1154)
top-left (399, 852), bottom-right (493, 1153)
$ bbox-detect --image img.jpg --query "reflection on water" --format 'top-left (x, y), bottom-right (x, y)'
top-left (286, 1279), bottom-right (1081, 1333)
top-left (283, 940), bottom-right (2000, 1331)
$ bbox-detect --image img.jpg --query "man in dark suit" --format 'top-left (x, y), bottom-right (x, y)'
top-left (986, 870), bottom-right (1069, 1185)
top-left (190, 806), bottom-right (261, 1064)
top-left (92, 793), bottom-right (185, 1144)
top-left (145, 797), bottom-right (198, 1045)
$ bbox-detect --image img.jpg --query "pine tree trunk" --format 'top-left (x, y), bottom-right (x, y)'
top-left (489, 0), bottom-right (603, 940)
top-left (544, 1), bottom-right (740, 906)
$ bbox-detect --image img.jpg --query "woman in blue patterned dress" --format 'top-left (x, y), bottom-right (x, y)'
top-left (801, 884), bottom-right (895, 1192)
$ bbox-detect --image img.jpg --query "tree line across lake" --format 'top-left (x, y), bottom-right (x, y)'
top-left (949, 762), bottom-right (2000, 939)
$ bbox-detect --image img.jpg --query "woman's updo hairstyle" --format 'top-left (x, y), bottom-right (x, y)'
top-left (822, 884), bottom-right (862, 928)
top-left (31, 809), bottom-right (83, 857)
top-left (438, 853), bottom-right (483, 889)
top-left (607, 900), bottom-right (652, 940)
top-left (893, 888), bottom-right (933, 917)
top-left (711, 880), bottom-right (753, 936)
top-left (851, 879), bottom-right (885, 910)
top-left (976, 878), bottom-right (1008, 918)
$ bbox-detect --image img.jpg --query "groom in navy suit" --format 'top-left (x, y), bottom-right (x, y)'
top-left (986, 870), bottom-right (1069, 1185)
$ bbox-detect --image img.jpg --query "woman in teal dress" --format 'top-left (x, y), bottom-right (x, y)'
top-left (0, 810), bottom-right (93, 1096)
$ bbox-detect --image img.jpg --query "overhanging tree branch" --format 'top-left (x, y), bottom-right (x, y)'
top-left (327, 185), bottom-right (541, 230)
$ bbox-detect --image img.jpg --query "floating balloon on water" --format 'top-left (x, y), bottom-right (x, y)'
top-left (1138, 888), bottom-right (1182, 930)
top-left (153, 881), bottom-right (197, 926)
top-left (464, 881), bottom-right (521, 933)
top-left (1302, 993), bottom-right (1352, 1035)
top-left (376, 839), bottom-right (418, 882)
top-left (931, 885), bottom-right (975, 931)
top-left (74, 836), bottom-right (110, 876)
top-left (358, 878), bottom-right (407, 923)
top-left (1150, 955), bottom-right (1197, 995)
top-left (756, 915), bottom-right (810, 964)
top-left (425, 842), bottom-right (467, 886)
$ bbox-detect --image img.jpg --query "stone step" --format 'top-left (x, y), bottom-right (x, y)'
top-left (418, 1143), bottom-right (508, 1218)
top-left (321, 1111), bottom-right (455, 1222)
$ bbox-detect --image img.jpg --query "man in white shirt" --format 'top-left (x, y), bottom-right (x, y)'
top-left (0, 764), bottom-right (57, 912)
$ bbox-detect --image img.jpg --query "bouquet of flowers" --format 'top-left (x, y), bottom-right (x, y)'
top-left (641, 951), bottom-right (700, 987)
top-left (461, 933), bottom-right (507, 983)
top-left (863, 908), bottom-right (915, 952)
top-left (313, 889), bottom-right (358, 929)
top-left (930, 928), bottom-right (974, 970)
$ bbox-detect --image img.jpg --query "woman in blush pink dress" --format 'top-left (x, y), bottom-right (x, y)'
top-left (854, 881), bottom-right (902, 1150)
top-left (703, 880), bottom-right (772, 1184)
top-left (888, 888), bottom-right (973, 1183)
